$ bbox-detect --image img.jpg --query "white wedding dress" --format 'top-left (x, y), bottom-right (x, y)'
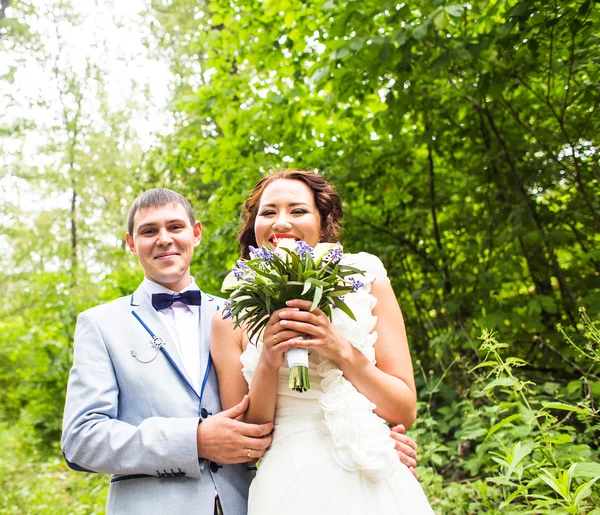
top-left (240, 252), bottom-right (434, 514)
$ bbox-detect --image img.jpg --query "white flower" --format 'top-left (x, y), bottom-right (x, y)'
top-left (273, 237), bottom-right (297, 261)
top-left (314, 242), bottom-right (343, 265)
top-left (221, 270), bottom-right (242, 292)
top-left (275, 237), bottom-right (297, 250)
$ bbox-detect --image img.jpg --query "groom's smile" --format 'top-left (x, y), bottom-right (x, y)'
top-left (154, 251), bottom-right (180, 260)
top-left (125, 202), bottom-right (202, 292)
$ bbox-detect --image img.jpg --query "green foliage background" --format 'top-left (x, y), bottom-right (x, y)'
top-left (1, 0), bottom-right (599, 513)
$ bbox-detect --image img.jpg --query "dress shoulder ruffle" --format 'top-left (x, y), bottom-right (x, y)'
top-left (319, 252), bottom-right (396, 480)
top-left (342, 251), bottom-right (390, 287)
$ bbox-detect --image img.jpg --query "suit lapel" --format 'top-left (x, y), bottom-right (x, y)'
top-left (130, 285), bottom-right (200, 400)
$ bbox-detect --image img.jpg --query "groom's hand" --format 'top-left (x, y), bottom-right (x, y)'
top-left (196, 395), bottom-right (273, 464)
top-left (390, 424), bottom-right (419, 479)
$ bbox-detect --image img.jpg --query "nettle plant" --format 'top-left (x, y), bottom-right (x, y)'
top-left (415, 314), bottom-right (600, 514)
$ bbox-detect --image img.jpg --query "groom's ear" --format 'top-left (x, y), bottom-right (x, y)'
top-left (125, 232), bottom-right (136, 255)
top-left (193, 221), bottom-right (202, 247)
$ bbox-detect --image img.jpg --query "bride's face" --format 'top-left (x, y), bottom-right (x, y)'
top-left (254, 179), bottom-right (322, 248)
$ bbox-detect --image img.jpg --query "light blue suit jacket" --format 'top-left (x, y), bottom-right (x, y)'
top-left (62, 284), bottom-right (252, 514)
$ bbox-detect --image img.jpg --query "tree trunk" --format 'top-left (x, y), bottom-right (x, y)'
top-left (70, 184), bottom-right (77, 285)
top-left (0, 0), bottom-right (9, 21)
top-left (476, 108), bottom-right (554, 302)
top-left (396, 258), bottom-right (433, 344)
top-left (426, 121), bottom-right (452, 298)
top-left (477, 101), bottom-right (578, 310)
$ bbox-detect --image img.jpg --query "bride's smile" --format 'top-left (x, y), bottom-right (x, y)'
top-left (254, 178), bottom-right (322, 248)
top-left (268, 233), bottom-right (299, 245)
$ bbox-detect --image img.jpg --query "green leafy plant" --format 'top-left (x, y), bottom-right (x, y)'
top-left (414, 317), bottom-right (600, 514)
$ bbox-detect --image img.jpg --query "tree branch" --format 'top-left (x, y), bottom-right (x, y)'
top-left (353, 216), bottom-right (439, 272)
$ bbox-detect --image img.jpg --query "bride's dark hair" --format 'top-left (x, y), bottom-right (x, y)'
top-left (238, 169), bottom-right (343, 259)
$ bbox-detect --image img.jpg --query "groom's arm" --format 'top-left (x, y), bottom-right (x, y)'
top-left (62, 311), bottom-right (202, 478)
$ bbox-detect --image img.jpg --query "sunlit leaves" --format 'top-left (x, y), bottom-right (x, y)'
top-left (154, 0), bottom-right (599, 391)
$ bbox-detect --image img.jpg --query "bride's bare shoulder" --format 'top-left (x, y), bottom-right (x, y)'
top-left (210, 311), bottom-right (247, 352)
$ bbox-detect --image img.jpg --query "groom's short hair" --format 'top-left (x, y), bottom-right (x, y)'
top-left (127, 188), bottom-right (196, 235)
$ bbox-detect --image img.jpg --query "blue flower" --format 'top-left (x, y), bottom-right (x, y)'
top-left (348, 278), bottom-right (364, 291)
top-left (295, 241), bottom-right (315, 258)
top-left (222, 299), bottom-right (233, 320)
top-left (249, 245), bottom-right (273, 262)
top-left (324, 247), bottom-right (342, 264)
top-left (233, 260), bottom-right (255, 281)
top-left (232, 260), bottom-right (247, 280)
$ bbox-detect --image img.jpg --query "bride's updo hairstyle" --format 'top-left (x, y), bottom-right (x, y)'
top-left (239, 169), bottom-right (343, 259)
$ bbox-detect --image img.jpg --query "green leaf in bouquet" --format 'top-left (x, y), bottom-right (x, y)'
top-left (302, 269), bottom-right (317, 279)
top-left (290, 252), bottom-right (302, 275)
top-left (302, 280), bottom-right (313, 295)
top-left (224, 243), bottom-right (365, 347)
top-left (329, 288), bottom-right (354, 297)
top-left (332, 296), bottom-right (357, 321)
top-left (305, 277), bottom-right (329, 288)
top-left (338, 265), bottom-right (364, 275)
top-left (246, 314), bottom-right (269, 342)
top-left (311, 285), bottom-right (324, 312)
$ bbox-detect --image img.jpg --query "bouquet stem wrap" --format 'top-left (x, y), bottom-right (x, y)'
top-left (286, 347), bottom-right (310, 392)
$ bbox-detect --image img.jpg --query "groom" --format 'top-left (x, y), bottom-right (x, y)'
top-left (62, 188), bottom-right (419, 515)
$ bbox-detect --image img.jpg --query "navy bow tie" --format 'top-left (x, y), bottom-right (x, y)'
top-left (151, 290), bottom-right (202, 311)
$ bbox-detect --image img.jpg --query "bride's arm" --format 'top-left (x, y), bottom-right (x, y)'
top-left (347, 277), bottom-right (417, 426)
top-left (280, 278), bottom-right (417, 427)
top-left (211, 311), bottom-right (298, 425)
top-left (210, 313), bottom-right (248, 411)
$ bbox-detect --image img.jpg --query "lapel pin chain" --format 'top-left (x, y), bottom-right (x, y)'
top-left (130, 336), bottom-right (166, 363)
top-left (130, 308), bottom-right (202, 401)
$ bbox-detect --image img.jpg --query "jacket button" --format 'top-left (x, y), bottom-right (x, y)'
top-left (200, 408), bottom-right (208, 419)
top-left (210, 462), bottom-right (220, 473)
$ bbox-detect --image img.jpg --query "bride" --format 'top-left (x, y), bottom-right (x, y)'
top-left (211, 170), bottom-right (433, 514)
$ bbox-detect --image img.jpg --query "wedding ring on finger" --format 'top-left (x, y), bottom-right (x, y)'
top-left (273, 335), bottom-right (279, 344)
top-left (247, 449), bottom-right (252, 458)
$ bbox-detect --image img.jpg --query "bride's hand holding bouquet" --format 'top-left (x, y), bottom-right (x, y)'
top-left (277, 298), bottom-right (355, 366)
top-left (258, 308), bottom-right (303, 371)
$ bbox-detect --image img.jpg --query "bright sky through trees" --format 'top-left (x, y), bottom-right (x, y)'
top-left (0, 0), bottom-right (173, 213)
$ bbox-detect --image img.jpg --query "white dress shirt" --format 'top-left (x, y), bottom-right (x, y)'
top-left (142, 277), bottom-right (203, 393)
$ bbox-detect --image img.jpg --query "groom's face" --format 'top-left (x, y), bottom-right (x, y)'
top-left (125, 202), bottom-right (202, 292)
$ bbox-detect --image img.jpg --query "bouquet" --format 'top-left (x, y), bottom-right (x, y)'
top-left (221, 239), bottom-right (365, 392)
